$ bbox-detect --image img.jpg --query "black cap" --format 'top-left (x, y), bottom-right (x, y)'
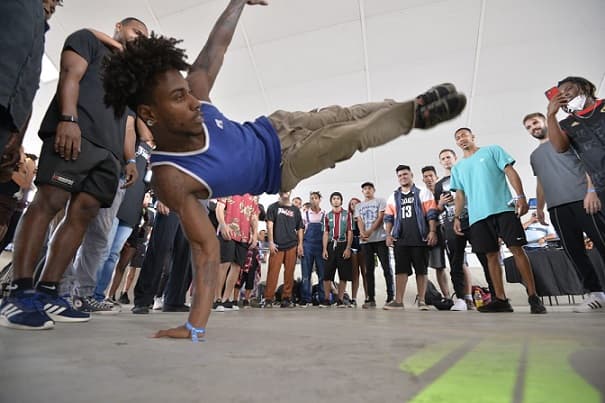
top-left (360, 181), bottom-right (374, 189)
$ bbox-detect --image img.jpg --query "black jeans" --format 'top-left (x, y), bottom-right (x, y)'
top-left (134, 212), bottom-right (180, 307)
top-left (549, 200), bottom-right (605, 292)
top-left (163, 224), bottom-right (192, 306)
top-left (442, 221), bottom-right (495, 298)
top-left (362, 240), bottom-right (394, 300)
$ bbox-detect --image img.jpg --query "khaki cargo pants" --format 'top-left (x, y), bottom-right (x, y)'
top-left (268, 100), bottom-right (416, 191)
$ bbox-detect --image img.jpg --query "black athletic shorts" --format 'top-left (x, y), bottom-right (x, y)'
top-left (219, 238), bottom-right (248, 266)
top-left (470, 211), bottom-right (527, 253)
top-left (393, 243), bottom-right (429, 275)
top-left (35, 136), bottom-right (120, 207)
top-left (323, 241), bottom-right (352, 281)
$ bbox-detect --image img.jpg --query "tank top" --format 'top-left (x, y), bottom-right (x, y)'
top-left (150, 102), bottom-right (281, 198)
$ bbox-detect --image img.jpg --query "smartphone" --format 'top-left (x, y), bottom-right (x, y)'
top-left (545, 86), bottom-right (559, 100)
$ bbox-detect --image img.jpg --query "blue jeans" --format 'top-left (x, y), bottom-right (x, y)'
top-left (93, 219), bottom-right (133, 301)
top-left (300, 246), bottom-right (325, 303)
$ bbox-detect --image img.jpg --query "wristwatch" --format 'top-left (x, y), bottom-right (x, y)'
top-left (59, 114), bottom-right (78, 123)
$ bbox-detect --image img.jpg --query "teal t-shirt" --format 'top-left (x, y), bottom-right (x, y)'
top-left (450, 145), bottom-right (515, 226)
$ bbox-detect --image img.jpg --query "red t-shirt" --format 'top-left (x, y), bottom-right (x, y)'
top-left (217, 194), bottom-right (259, 243)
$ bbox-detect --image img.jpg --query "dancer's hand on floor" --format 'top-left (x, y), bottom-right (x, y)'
top-left (152, 325), bottom-right (191, 339)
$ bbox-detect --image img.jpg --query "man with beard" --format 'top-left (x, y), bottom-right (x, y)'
top-left (524, 112), bottom-right (605, 312)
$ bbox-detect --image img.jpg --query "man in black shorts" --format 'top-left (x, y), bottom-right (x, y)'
top-left (1, 18), bottom-right (149, 330)
top-left (384, 165), bottom-right (439, 310)
top-left (321, 192), bottom-right (353, 307)
top-left (450, 128), bottom-right (546, 314)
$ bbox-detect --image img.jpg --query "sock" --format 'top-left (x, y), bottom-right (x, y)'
top-left (36, 281), bottom-right (59, 297)
top-left (464, 294), bottom-right (472, 301)
top-left (9, 278), bottom-right (34, 296)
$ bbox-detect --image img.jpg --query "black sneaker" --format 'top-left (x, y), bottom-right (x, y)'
top-left (350, 299), bottom-right (357, 308)
top-left (131, 305), bottom-right (149, 314)
top-left (319, 300), bottom-right (332, 308)
top-left (336, 300), bottom-right (346, 308)
top-left (416, 93), bottom-right (467, 129)
top-left (477, 298), bottom-right (514, 313)
top-left (260, 299), bottom-right (273, 309)
top-left (118, 292), bottom-right (130, 305)
top-left (298, 301), bottom-right (309, 308)
top-left (528, 295), bottom-right (547, 314)
top-left (362, 299), bottom-right (376, 309)
top-left (222, 300), bottom-right (235, 311)
top-left (416, 83), bottom-right (457, 106)
top-left (242, 299), bottom-right (250, 309)
top-left (162, 304), bottom-right (190, 312)
top-left (280, 299), bottom-right (292, 308)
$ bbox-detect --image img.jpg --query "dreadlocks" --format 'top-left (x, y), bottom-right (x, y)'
top-left (102, 33), bottom-right (190, 116)
top-left (558, 76), bottom-right (597, 99)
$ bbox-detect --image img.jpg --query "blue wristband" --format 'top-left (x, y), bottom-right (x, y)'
top-left (126, 158), bottom-right (136, 164)
top-left (587, 188), bottom-right (596, 193)
top-left (185, 321), bottom-right (206, 343)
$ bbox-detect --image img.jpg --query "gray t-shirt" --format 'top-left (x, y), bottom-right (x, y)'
top-left (354, 197), bottom-right (387, 244)
top-left (530, 141), bottom-right (587, 208)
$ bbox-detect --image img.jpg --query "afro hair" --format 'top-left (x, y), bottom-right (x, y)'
top-left (103, 33), bottom-right (190, 117)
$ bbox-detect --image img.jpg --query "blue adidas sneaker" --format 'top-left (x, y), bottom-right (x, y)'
top-left (0, 290), bottom-right (55, 330)
top-left (38, 293), bottom-right (91, 323)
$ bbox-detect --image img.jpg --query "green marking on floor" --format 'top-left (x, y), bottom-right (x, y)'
top-left (408, 341), bottom-right (522, 403)
top-left (399, 340), bottom-right (466, 376)
top-left (523, 341), bottom-right (600, 403)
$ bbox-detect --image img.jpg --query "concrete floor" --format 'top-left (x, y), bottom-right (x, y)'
top-left (1, 302), bottom-right (604, 403)
top-left (2, 251), bottom-right (604, 402)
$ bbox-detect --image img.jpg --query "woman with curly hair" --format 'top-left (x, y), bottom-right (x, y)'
top-left (102, 0), bottom-right (466, 341)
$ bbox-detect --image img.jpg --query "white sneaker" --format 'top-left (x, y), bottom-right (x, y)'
top-left (573, 293), bottom-right (605, 313)
top-left (450, 298), bottom-right (468, 311)
top-left (152, 297), bottom-right (163, 311)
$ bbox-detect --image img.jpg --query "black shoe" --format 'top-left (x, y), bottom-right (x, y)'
top-left (260, 299), bottom-right (273, 309)
top-left (385, 296), bottom-right (394, 304)
top-left (416, 83), bottom-right (457, 106)
top-left (319, 300), bottom-right (332, 308)
top-left (131, 305), bottom-right (149, 314)
top-left (528, 295), bottom-right (547, 314)
top-left (416, 93), bottom-right (467, 129)
top-left (336, 300), bottom-right (346, 308)
top-left (280, 299), bottom-right (292, 308)
top-left (118, 292), bottom-right (130, 305)
top-left (477, 298), bottom-right (514, 313)
top-left (162, 304), bottom-right (190, 312)
top-left (242, 299), bottom-right (250, 309)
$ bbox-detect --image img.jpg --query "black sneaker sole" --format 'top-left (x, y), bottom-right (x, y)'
top-left (418, 93), bottom-right (467, 129)
top-left (417, 83), bottom-right (457, 106)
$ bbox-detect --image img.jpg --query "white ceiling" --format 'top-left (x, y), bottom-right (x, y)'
top-left (28, 0), bottom-right (605, 209)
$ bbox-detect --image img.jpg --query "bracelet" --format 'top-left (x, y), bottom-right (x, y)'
top-left (587, 188), bottom-right (596, 193)
top-left (185, 321), bottom-right (206, 343)
top-left (59, 114), bottom-right (78, 123)
top-left (126, 158), bottom-right (136, 165)
top-left (514, 195), bottom-right (526, 200)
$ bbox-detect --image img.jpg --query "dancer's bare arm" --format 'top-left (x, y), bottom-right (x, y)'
top-left (188, 0), bottom-right (268, 101)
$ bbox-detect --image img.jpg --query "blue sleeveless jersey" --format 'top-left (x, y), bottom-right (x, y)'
top-left (150, 102), bottom-right (281, 198)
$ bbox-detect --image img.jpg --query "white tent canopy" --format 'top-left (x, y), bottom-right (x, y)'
top-left (28, 0), bottom-right (605, 209)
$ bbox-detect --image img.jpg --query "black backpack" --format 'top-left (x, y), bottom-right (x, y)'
top-left (424, 280), bottom-right (454, 310)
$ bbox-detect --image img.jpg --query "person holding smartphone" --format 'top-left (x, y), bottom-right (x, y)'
top-left (524, 110), bottom-right (605, 312)
top-left (545, 76), bottom-right (605, 214)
